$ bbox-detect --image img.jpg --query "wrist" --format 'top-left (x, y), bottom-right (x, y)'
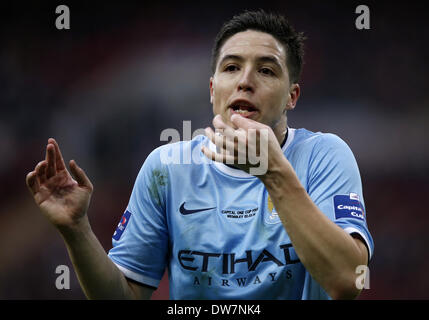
top-left (58, 216), bottom-right (93, 243)
top-left (260, 157), bottom-right (304, 197)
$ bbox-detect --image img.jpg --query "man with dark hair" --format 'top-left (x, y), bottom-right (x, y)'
top-left (26, 10), bottom-right (373, 299)
top-left (211, 10), bottom-right (305, 84)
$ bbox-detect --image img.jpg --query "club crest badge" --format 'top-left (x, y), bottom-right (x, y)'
top-left (266, 195), bottom-right (281, 224)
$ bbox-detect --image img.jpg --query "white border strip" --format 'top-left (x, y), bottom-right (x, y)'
top-left (344, 226), bottom-right (373, 259)
top-left (112, 260), bottom-right (160, 288)
top-left (282, 128), bottom-right (295, 152)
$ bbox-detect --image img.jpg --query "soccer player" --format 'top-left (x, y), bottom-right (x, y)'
top-left (26, 10), bottom-right (373, 299)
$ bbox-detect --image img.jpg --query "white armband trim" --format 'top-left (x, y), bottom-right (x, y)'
top-left (110, 259), bottom-right (160, 288)
top-left (343, 226), bottom-right (373, 259)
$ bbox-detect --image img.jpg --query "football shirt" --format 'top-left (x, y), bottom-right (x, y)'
top-left (108, 128), bottom-right (374, 299)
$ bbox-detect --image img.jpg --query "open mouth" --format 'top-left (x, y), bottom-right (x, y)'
top-left (229, 101), bottom-right (258, 118)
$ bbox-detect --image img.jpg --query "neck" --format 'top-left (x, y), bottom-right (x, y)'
top-left (272, 115), bottom-right (287, 145)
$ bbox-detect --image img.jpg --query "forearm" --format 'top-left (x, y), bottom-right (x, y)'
top-left (260, 160), bottom-right (366, 299)
top-left (58, 217), bottom-right (139, 300)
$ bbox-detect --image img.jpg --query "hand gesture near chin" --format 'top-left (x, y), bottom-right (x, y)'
top-left (202, 114), bottom-right (288, 176)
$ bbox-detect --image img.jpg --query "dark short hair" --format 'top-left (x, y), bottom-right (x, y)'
top-left (211, 9), bottom-right (305, 84)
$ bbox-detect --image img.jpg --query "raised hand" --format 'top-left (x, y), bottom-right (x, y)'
top-left (202, 114), bottom-right (286, 176)
top-left (26, 138), bottom-right (93, 231)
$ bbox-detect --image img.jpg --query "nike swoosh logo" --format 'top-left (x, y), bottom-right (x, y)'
top-left (179, 202), bottom-right (216, 215)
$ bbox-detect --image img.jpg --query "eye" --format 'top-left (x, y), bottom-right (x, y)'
top-left (260, 67), bottom-right (275, 76)
top-left (224, 64), bottom-right (239, 72)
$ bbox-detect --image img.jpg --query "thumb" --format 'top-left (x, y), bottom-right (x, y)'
top-left (69, 160), bottom-right (93, 191)
top-left (230, 114), bottom-right (260, 130)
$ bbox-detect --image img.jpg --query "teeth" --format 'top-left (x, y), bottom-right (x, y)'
top-left (232, 105), bottom-right (254, 112)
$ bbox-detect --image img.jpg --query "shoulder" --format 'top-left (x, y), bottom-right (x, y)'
top-left (291, 128), bottom-right (350, 151)
top-left (289, 128), bottom-right (354, 159)
top-left (289, 128), bottom-right (359, 174)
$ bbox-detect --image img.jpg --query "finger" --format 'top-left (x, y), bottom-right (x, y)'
top-left (206, 127), bottom-right (227, 154)
top-left (201, 146), bottom-right (235, 164)
top-left (213, 116), bottom-right (249, 154)
top-left (206, 127), bottom-right (238, 159)
top-left (205, 126), bottom-right (216, 144)
top-left (46, 144), bottom-right (57, 179)
top-left (36, 161), bottom-right (47, 184)
top-left (48, 138), bottom-right (66, 171)
top-left (69, 160), bottom-right (93, 191)
top-left (213, 115), bottom-right (235, 136)
top-left (230, 114), bottom-right (261, 130)
top-left (26, 171), bottom-right (40, 195)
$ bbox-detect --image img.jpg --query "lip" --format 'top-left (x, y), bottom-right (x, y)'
top-left (229, 108), bottom-right (258, 119)
top-left (228, 99), bottom-right (259, 119)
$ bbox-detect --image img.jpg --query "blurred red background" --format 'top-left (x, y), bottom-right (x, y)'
top-left (1, 1), bottom-right (428, 299)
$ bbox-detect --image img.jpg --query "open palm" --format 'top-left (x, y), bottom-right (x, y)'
top-left (26, 138), bottom-right (93, 229)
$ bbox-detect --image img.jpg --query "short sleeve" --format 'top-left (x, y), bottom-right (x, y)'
top-left (108, 148), bottom-right (169, 288)
top-left (307, 133), bottom-right (374, 259)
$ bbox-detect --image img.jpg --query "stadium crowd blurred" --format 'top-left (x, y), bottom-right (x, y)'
top-left (0, 1), bottom-right (428, 299)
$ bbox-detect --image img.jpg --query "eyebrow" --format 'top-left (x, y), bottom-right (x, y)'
top-left (218, 54), bottom-right (284, 71)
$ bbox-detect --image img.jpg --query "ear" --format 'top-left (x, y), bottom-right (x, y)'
top-left (286, 83), bottom-right (300, 110)
top-left (209, 77), bottom-right (214, 104)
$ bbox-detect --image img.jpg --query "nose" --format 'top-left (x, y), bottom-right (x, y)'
top-left (237, 68), bottom-right (255, 93)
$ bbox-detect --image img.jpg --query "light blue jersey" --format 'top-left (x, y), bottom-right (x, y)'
top-left (108, 128), bottom-right (374, 299)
